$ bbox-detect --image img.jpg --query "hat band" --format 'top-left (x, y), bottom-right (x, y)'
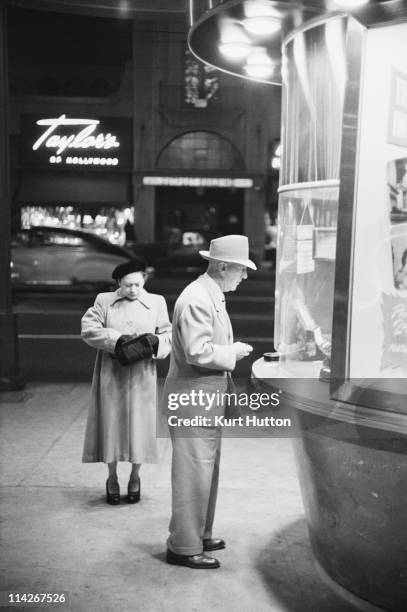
top-left (209, 248), bottom-right (249, 260)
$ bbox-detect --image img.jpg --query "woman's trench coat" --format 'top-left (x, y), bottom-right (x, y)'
top-left (81, 288), bottom-right (171, 464)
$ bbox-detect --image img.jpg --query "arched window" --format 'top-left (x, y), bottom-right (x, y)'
top-left (156, 131), bottom-right (245, 171)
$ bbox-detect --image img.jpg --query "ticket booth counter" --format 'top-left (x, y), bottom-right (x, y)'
top-left (189, 1), bottom-right (407, 609)
top-left (251, 14), bottom-right (407, 612)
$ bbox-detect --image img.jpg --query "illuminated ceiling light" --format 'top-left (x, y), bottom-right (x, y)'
top-left (244, 0), bottom-right (280, 18)
top-left (332, 0), bottom-right (369, 7)
top-left (245, 63), bottom-right (274, 79)
top-left (242, 0), bottom-right (281, 36)
top-left (244, 47), bottom-right (274, 79)
top-left (242, 16), bottom-right (281, 37)
top-left (219, 41), bottom-right (251, 59)
top-left (219, 19), bottom-right (251, 60)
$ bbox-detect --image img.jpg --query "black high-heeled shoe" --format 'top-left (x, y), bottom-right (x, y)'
top-left (106, 479), bottom-right (120, 505)
top-left (126, 478), bottom-right (141, 504)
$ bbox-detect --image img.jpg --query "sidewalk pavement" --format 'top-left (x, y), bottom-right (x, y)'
top-left (0, 383), bottom-right (357, 612)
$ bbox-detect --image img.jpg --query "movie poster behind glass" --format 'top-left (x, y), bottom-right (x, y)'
top-left (349, 23), bottom-right (407, 381)
top-left (389, 157), bottom-right (407, 292)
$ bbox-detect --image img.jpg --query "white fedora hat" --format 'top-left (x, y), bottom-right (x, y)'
top-left (199, 235), bottom-right (257, 270)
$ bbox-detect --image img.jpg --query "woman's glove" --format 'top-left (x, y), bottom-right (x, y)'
top-left (114, 333), bottom-right (159, 366)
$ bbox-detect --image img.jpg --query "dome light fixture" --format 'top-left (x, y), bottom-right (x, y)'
top-left (242, 16), bottom-right (281, 37)
top-left (219, 19), bottom-right (251, 60)
top-left (244, 47), bottom-right (275, 79)
top-left (244, 0), bottom-right (280, 18)
top-left (219, 41), bottom-right (251, 60)
top-left (332, 0), bottom-right (369, 7)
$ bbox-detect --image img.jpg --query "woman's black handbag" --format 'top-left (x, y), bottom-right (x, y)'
top-left (114, 333), bottom-right (158, 366)
top-left (224, 373), bottom-right (241, 419)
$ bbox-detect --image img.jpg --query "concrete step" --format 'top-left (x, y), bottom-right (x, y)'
top-left (18, 336), bottom-right (274, 381)
top-left (146, 276), bottom-right (275, 297)
top-left (16, 309), bottom-right (274, 337)
top-left (160, 296), bottom-right (275, 315)
top-left (13, 276), bottom-right (275, 303)
top-left (14, 282), bottom-right (275, 382)
top-left (15, 291), bottom-right (275, 318)
top-left (163, 295), bottom-right (274, 315)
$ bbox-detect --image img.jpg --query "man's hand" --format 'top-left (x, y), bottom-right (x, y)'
top-left (233, 341), bottom-right (253, 361)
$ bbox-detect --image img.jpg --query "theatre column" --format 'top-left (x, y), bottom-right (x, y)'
top-left (132, 20), bottom-right (155, 243)
top-left (0, 5), bottom-right (23, 391)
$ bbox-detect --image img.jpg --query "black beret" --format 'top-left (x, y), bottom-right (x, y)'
top-left (112, 259), bottom-right (146, 280)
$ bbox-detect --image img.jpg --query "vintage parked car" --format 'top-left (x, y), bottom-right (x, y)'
top-left (11, 226), bottom-right (134, 289)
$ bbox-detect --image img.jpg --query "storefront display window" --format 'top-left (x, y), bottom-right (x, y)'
top-left (331, 22), bottom-right (407, 410)
top-left (20, 205), bottom-right (133, 246)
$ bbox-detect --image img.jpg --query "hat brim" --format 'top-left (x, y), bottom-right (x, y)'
top-left (199, 251), bottom-right (257, 270)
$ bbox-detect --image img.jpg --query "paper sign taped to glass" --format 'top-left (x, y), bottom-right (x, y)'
top-left (279, 224), bottom-right (315, 274)
top-left (296, 239), bottom-right (315, 274)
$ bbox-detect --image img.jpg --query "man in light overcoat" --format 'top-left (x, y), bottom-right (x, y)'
top-left (164, 235), bottom-right (256, 569)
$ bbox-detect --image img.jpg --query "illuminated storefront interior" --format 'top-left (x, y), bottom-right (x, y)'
top-left (13, 112), bottom-right (133, 244)
top-left (20, 204), bottom-right (133, 245)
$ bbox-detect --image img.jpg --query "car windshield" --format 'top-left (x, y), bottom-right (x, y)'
top-left (28, 231), bottom-right (86, 247)
top-left (13, 227), bottom-right (132, 258)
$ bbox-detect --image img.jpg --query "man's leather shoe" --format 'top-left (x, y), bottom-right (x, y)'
top-left (166, 549), bottom-right (220, 569)
top-left (203, 538), bottom-right (226, 552)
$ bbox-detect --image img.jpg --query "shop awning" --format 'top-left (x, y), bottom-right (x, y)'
top-left (14, 171), bottom-right (130, 205)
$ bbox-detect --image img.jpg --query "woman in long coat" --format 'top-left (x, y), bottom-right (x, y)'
top-left (81, 259), bottom-right (171, 504)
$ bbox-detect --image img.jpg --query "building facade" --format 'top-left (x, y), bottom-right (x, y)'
top-left (7, 6), bottom-right (281, 258)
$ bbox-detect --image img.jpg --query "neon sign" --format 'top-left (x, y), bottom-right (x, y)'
top-left (31, 114), bottom-right (121, 166)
